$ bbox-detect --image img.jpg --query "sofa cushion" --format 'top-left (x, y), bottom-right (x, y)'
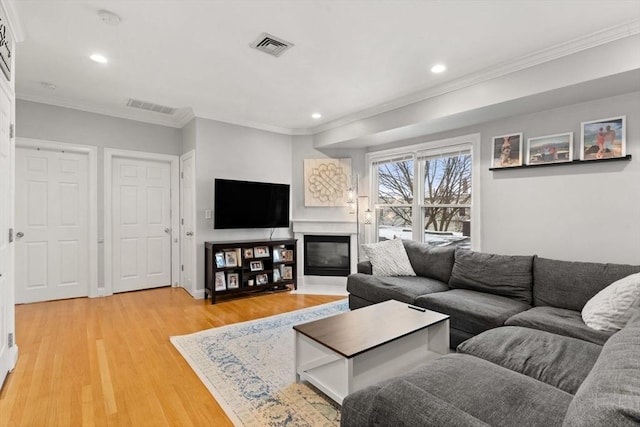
top-left (457, 326), bottom-right (602, 394)
top-left (533, 256), bottom-right (640, 312)
top-left (402, 240), bottom-right (456, 283)
top-left (505, 306), bottom-right (614, 345)
top-left (449, 250), bottom-right (534, 304)
top-left (341, 353), bottom-right (572, 427)
top-left (563, 310), bottom-right (640, 426)
top-left (346, 274), bottom-right (448, 305)
top-left (582, 272), bottom-right (640, 332)
top-left (415, 289), bottom-right (530, 336)
top-left (361, 238), bottom-right (416, 276)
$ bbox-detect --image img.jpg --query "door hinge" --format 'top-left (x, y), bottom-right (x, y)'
top-left (181, 172), bottom-right (184, 179)
top-left (181, 218), bottom-right (184, 225)
top-left (8, 332), bottom-right (14, 347)
top-left (9, 124), bottom-right (14, 139)
top-left (181, 265), bottom-right (184, 271)
top-left (8, 228), bottom-right (13, 243)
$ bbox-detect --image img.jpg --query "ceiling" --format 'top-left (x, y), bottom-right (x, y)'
top-left (12, 1), bottom-right (640, 134)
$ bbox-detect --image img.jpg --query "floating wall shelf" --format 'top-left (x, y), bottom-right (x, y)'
top-left (489, 154), bottom-right (632, 171)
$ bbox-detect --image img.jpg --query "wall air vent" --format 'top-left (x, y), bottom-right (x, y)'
top-left (126, 98), bottom-right (176, 115)
top-left (250, 33), bottom-right (294, 57)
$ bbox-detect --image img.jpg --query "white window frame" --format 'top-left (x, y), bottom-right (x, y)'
top-left (365, 133), bottom-right (481, 250)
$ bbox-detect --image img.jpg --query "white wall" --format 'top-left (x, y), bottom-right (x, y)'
top-left (193, 117), bottom-right (293, 292)
top-left (15, 100), bottom-right (182, 288)
top-left (366, 91), bottom-right (640, 264)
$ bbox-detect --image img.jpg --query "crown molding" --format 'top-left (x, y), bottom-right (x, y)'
top-left (191, 108), bottom-right (297, 135)
top-left (1, 0), bottom-right (25, 42)
top-left (308, 18), bottom-right (640, 135)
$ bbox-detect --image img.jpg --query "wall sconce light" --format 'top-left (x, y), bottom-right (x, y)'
top-left (364, 208), bottom-right (372, 225)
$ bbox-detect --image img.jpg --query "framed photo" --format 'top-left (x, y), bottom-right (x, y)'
top-left (273, 248), bottom-right (282, 262)
top-left (254, 246), bottom-right (270, 258)
top-left (243, 248), bottom-right (254, 259)
top-left (215, 252), bottom-right (225, 268)
top-left (526, 132), bottom-right (573, 165)
top-left (580, 116), bottom-right (626, 161)
top-left (224, 251), bottom-right (238, 267)
top-left (281, 250), bottom-right (293, 262)
top-left (256, 273), bottom-right (268, 285)
top-left (273, 268), bottom-right (281, 282)
top-left (227, 273), bottom-right (239, 289)
top-left (492, 133), bottom-right (523, 168)
top-left (214, 271), bottom-right (226, 291)
top-left (249, 260), bottom-right (263, 271)
top-left (282, 265), bottom-right (293, 280)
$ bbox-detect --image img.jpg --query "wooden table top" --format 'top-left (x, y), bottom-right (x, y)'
top-left (293, 300), bottom-right (449, 358)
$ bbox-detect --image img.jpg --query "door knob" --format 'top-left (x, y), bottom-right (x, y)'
top-left (186, 231), bottom-right (194, 236)
top-left (16, 232), bottom-right (24, 238)
top-left (164, 228), bottom-right (171, 234)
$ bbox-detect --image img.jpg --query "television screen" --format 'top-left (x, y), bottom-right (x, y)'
top-left (214, 179), bottom-right (290, 229)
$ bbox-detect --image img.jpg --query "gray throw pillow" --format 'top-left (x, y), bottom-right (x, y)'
top-left (362, 239), bottom-right (416, 276)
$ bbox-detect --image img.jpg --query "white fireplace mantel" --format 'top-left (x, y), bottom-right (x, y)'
top-left (291, 218), bottom-right (358, 295)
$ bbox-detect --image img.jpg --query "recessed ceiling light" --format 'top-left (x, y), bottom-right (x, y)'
top-left (431, 64), bottom-right (446, 74)
top-left (311, 113), bottom-right (322, 119)
top-left (90, 54), bottom-right (108, 63)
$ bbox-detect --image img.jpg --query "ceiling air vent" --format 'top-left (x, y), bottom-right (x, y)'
top-left (126, 98), bottom-right (176, 115)
top-left (250, 33), bottom-right (294, 57)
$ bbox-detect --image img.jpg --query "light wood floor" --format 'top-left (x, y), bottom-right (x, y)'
top-left (0, 287), bottom-right (343, 426)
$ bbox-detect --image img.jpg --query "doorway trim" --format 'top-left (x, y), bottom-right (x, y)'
top-left (104, 148), bottom-right (180, 296)
top-left (179, 150), bottom-right (197, 297)
top-left (15, 138), bottom-right (99, 297)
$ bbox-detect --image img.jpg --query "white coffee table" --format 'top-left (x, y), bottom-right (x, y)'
top-left (293, 299), bottom-right (449, 404)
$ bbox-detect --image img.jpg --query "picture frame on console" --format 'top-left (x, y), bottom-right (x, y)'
top-left (273, 269), bottom-right (281, 282)
top-left (227, 273), bottom-right (239, 289)
top-left (214, 272), bottom-right (226, 291)
top-left (243, 248), bottom-right (254, 259)
top-left (256, 273), bottom-right (268, 285)
top-left (580, 116), bottom-right (626, 161)
top-left (215, 252), bottom-right (225, 268)
top-left (492, 132), bottom-right (523, 168)
top-left (249, 260), bottom-right (263, 272)
top-left (281, 250), bottom-right (293, 262)
top-left (254, 246), bottom-right (270, 258)
top-left (224, 251), bottom-right (238, 267)
top-left (526, 132), bottom-right (573, 165)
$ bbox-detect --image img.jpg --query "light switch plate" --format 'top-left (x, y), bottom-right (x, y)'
top-left (205, 209), bottom-right (212, 219)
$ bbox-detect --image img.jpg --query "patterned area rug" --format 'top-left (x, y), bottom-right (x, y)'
top-left (170, 300), bottom-right (349, 426)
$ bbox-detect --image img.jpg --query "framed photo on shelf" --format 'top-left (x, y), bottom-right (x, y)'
top-left (227, 273), bottom-right (239, 289)
top-left (492, 133), bottom-right (523, 168)
top-left (243, 248), bottom-right (254, 259)
top-left (580, 116), bottom-right (626, 161)
top-left (526, 132), bottom-right (573, 165)
top-left (254, 246), bottom-right (270, 258)
top-left (282, 265), bottom-right (293, 280)
top-left (249, 260), bottom-right (263, 271)
top-left (273, 268), bottom-right (281, 282)
top-left (273, 248), bottom-right (282, 262)
top-left (215, 252), bottom-right (225, 268)
top-left (224, 251), bottom-right (238, 267)
top-left (281, 250), bottom-right (293, 262)
top-left (256, 273), bottom-right (268, 285)
top-left (214, 271), bottom-right (226, 291)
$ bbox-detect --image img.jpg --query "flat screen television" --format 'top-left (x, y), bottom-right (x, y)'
top-left (214, 179), bottom-right (290, 229)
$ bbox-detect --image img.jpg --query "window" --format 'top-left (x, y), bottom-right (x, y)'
top-left (369, 135), bottom-right (477, 248)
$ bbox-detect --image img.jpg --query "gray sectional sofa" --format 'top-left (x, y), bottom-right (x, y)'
top-left (342, 241), bottom-right (640, 426)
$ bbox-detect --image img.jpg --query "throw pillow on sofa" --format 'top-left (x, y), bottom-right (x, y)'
top-left (582, 272), bottom-right (640, 332)
top-left (361, 238), bottom-right (416, 276)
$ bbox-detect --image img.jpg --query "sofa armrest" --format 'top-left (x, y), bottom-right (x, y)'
top-left (357, 261), bottom-right (372, 275)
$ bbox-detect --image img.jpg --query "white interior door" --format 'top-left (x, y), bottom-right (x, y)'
top-left (14, 147), bottom-right (89, 303)
top-left (180, 151), bottom-right (196, 294)
top-left (112, 157), bottom-right (172, 293)
top-left (0, 82), bottom-right (12, 388)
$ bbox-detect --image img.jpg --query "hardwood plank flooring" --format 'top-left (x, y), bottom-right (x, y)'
top-left (0, 288), bottom-right (344, 426)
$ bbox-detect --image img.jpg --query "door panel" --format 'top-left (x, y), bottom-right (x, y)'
top-left (112, 158), bottom-right (171, 293)
top-left (180, 152), bottom-right (195, 294)
top-left (15, 148), bottom-right (90, 303)
top-left (0, 83), bottom-right (12, 387)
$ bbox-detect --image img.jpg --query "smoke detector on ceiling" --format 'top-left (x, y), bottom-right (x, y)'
top-left (126, 98), bottom-right (176, 115)
top-left (250, 33), bottom-right (294, 57)
top-left (98, 10), bottom-right (121, 26)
